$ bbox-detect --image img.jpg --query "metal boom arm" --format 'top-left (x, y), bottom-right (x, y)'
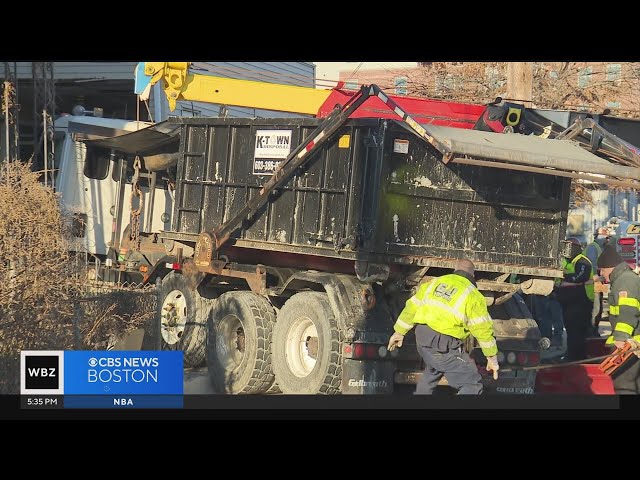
top-left (193, 84), bottom-right (447, 269)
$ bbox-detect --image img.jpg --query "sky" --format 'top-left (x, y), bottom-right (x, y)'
top-left (313, 62), bottom-right (418, 89)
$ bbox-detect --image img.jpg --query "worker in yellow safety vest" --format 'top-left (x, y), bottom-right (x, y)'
top-left (596, 245), bottom-right (640, 394)
top-left (556, 238), bottom-right (595, 361)
top-left (387, 258), bottom-right (498, 395)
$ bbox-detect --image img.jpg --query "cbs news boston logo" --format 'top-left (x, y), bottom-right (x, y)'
top-left (21, 351), bottom-right (183, 408)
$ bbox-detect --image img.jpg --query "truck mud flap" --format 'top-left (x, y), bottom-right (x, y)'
top-left (395, 369), bottom-right (537, 395)
top-left (481, 369), bottom-right (536, 395)
top-left (342, 359), bottom-right (394, 394)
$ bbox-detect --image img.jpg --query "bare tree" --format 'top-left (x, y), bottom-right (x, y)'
top-left (410, 62), bottom-right (640, 117)
top-left (0, 161), bottom-right (157, 393)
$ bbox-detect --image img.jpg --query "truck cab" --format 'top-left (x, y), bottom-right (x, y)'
top-left (54, 114), bottom-right (173, 261)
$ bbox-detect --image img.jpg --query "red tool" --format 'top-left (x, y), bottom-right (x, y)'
top-left (599, 342), bottom-right (635, 376)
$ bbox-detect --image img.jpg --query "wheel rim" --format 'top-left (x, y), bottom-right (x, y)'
top-left (161, 289), bottom-right (188, 345)
top-left (216, 314), bottom-right (245, 370)
top-left (285, 317), bottom-right (318, 378)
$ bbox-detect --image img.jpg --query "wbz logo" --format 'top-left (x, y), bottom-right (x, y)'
top-left (21, 351), bottom-right (64, 394)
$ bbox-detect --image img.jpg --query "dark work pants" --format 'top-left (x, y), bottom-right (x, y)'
top-left (531, 294), bottom-right (564, 339)
top-left (612, 355), bottom-right (640, 394)
top-left (416, 345), bottom-right (483, 395)
top-left (559, 291), bottom-right (592, 361)
top-left (591, 292), bottom-right (603, 333)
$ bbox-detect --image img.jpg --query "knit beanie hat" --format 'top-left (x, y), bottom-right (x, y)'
top-left (597, 245), bottom-right (624, 268)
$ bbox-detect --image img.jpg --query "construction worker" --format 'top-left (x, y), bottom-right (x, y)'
top-left (556, 238), bottom-right (595, 361)
top-left (597, 245), bottom-right (640, 394)
top-left (584, 227), bottom-right (610, 336)
top-left (387, 258), bottom-right (498, 395)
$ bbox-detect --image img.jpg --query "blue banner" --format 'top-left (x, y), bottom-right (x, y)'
top-left (64, 351), bottom-right (183, 395)
top-left (64, 395), bottom-right (183, 409)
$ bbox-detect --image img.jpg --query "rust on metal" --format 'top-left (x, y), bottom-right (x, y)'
top-left (420, 276), bottom-right (520, 293)
top-left (197, 260), bottom-right (267, 294)
top-left (194, 232), bottom-right (214, 267)
top-left (360, 288), bottom-right (377, 310)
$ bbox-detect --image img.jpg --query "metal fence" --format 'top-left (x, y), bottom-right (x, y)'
top-left (74, 279), bottom-right (159, 351)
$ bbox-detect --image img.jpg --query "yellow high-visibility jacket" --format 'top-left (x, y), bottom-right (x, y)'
top-left (393, 273), bottom-right (498, 357)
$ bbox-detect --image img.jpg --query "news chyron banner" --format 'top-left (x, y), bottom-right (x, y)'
top-left (20, 350), bottom-right (183, 409)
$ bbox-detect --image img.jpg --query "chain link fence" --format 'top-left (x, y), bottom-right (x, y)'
top-left (75, 280), bottom-right (159, 351)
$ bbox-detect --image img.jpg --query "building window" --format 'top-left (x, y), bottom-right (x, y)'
top-left (578, 67), bottom-right (592, 88)
top-left (485, 65), bottom-right (504, 89)
top-left (606, 64), bottom-right (622, 83)
top-left (394, 76), bottom-right (407, 95)
top-left (444, 74), bottom-right (463, 90)
top-left (607, 101), bottom-right (621, 109)
top-left (344, 80), bottom-right (358, 91)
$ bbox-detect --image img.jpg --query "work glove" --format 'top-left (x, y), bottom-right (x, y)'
top-left (614, 340), bottom-right (628, 350)
top-left (627, 339), bottom-right (640, 358)
top-left (387, 332), bottom-right (404, 351)
top-left (486, 355), bottom-right (499, 381)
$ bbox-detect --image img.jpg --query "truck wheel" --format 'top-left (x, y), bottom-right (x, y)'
top-left (207, 291), bottom-right (276, 394)
top-left (159, 272), bottom-right (208, 368)
top-left (272, 292), bottom-right (342, 394)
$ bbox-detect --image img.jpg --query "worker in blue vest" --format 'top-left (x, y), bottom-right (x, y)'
top-left (556, 238), bottom-right (595, 361)
top-left (584, 227), bottom-right (610, 336)
top-left (597, 245), bottom-right (640, 394)
top-left (387, 258), bottom-right (498, 395)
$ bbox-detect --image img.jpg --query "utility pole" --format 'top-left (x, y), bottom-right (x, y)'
top-left (32, 62), bottom-right (55, 174)
top-left (3, 62), bottom-right (19, 165)
top-left (506, 62), bottom-right (533, 107)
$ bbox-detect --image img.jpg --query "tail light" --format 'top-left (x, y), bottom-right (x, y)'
top-left (344, 343), bottom-right (389, 360)
top-left (503, 350), bottom-right (540, 367)
top-left (527, 352), bottom-right (540, 365)
top-left (616, 238), bottom-right (637, 269)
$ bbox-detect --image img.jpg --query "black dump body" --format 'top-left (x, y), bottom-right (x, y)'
top-left (167, 117), bottom-right (570, 278)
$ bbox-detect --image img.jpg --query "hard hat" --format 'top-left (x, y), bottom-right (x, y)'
top-left (566, 237), bottom-right (582, 247)
top-left (561, 238), bottom-right (583, 258)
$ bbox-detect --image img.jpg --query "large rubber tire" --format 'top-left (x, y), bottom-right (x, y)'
top-left (207, 291), bottom-right (276, 394)
top-left (159, 272), bottom-right (208, 368)
top-left (272, 292), bottom-right (342, 394)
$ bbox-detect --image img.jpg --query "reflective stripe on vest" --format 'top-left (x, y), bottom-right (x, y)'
top-left (605, 334), bottom-right (640, 344)
top-left (605, 295), bottom-right (640, 344)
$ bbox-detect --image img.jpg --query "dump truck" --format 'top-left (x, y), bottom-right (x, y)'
top-left (81, 80), bottom-right (640, 395)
